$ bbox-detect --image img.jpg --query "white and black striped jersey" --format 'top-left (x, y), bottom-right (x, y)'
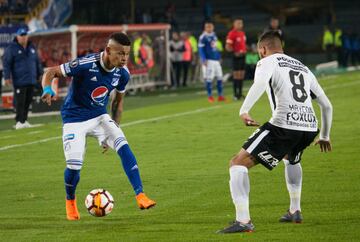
top-left (240, 53), bottom-right (327, 133)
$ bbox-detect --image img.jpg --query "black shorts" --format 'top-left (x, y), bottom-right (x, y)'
top-left (233, 55), bottom-right (245, 71)
top-left (242, 122), bottom-right (318, 170)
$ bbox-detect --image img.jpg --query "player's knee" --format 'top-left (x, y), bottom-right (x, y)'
top-left (114, 136), bottom-right (128, 152)
top-left (230, 151), bottom-right (256, 168)
top-left (66, 159), bottom-right (83, 170)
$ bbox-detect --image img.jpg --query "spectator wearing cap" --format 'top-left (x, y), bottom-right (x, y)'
top-left (3, 28), bottom-right (43, 129)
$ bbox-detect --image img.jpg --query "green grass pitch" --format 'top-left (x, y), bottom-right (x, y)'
top-left (0, 71), bottom-right (360, 241)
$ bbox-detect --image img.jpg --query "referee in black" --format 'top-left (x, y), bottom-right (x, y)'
top-left (3, 28), bottom-right (43, 129)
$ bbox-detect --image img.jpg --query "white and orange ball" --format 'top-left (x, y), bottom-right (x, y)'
top-left (85, 189), bottom-right (114, 217)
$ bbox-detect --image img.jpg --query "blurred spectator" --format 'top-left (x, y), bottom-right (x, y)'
top-left (133, 32), bottom-right (143, 66)
top-left (322, 26), bottom-right (334, 61)
top-left (350, 31), bottom-right (360, 66)
top-left (139, 34), bottom-right (154, 68)
top-left (3, 28), bottom-right (43, 129)
top-left (342, 30), bottom-right (352, 67)
top-left (169, 32), bottom-right (184, 89)
top-left (334, 27), bottom-right (343, 66)
top-left (216, 39), bottom-right (223, 52)
top-left (181, 32), bottom-right (192, 87)
top-left (265, 17), bottom-right (285, 45)
top-left (154, 31), bottom-right (166, 80)
top-left (188, 33), bottom-right (199, 83)
top-left (245, 44), bottom-right (259, 80)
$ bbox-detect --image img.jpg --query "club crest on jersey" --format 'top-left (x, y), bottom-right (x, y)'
top-left (111, 78), bottom-right (119, 86)
top-left (70, 59), bottom-right (79, 68)
top-left (91, 86), bottom-right (109, 106)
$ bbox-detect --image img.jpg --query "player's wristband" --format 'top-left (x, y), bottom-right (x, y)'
top-left (42, 85), bottom-right (55, 97)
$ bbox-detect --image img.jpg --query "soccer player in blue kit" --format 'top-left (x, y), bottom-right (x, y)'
top-left (198, 21), bottom-right (226, 103)
top-left (41, 32), bottom-right (156, 220)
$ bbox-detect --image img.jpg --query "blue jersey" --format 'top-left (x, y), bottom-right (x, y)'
top-left (198, 32), bottom-right (221, 62)
top-left (60, 52), bottom-right (130, 123)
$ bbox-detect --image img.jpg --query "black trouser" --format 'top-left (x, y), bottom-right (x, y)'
top-left (182, 61), bottom-right (190, 87)
top-left (233, 79), bottom-right (243, 99)
top-left (325, 45), bottom-right (333, 61)
top-left (233, 56), bottom-right (245, 99)
top-left (171, 61), bottom-right (182, 87)
top-left (14, 85), bottom-right (34, 123)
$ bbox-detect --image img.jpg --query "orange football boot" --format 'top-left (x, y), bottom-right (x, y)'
top-left (136, 193), bottom-right (156, 210)
top-left (208, 96), bottom-right (215, 103)
top-left (218, 96), bottom-right (226, 102)
top-left (66, 198), bottom-right (80, 220)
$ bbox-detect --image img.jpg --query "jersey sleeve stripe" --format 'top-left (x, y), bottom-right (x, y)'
top-left (269, 78), bottom-right (276, 110)
top-left (79, 59), bottom-right (97, 65)
top-left (116, 89), bottom-right (126, 93)
top-left (79, 56), bottom-right (96, 61)
top-left (60, 64), bottom-right (67, 77)
top-left (310, 90), bottom-right (317, 99)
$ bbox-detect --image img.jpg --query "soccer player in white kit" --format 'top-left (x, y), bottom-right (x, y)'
top-left (218, 31), bottom-right (333, 233)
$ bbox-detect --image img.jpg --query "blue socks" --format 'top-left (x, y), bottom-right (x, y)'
top-left (206, 80), bottom-right (223, 97)
top-left (63, 145), bottom-right (144, 199)
top-left (217, 80), bottom-right (223, 97)
top-left (205, 80), bottom-right (212, 97)
top-left (117, 144), bottom-right (143, 195)
top-left (64, 168), bottom-right (80, 200)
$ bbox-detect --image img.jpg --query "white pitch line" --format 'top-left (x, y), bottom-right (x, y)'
top-left (27, 130), bottom-right (44, 135)
top-left (323, 80), bottom-right (360, 90)
top-left (121, 105), bottom-right (221, 127)
top-left (0, 136), bottom-right (60, 151)
top-left (0, 135), bottom-right (14, 140)
top-left (0, 105), bottom-right (221, 152)
top-left (0, 111), bottom-right (59, 120)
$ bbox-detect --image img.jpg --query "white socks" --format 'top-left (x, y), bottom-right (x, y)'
top-left (229, 165), bottom-right (250, 223)
top-left (284, 159), bottom-right (302, 213)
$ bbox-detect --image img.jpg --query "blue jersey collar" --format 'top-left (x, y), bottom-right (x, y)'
top-left (100, 52), bottom-right (116, 72)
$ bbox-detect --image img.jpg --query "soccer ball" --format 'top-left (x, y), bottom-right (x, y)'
top-left (85, 189), bottom-right (114, 217)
